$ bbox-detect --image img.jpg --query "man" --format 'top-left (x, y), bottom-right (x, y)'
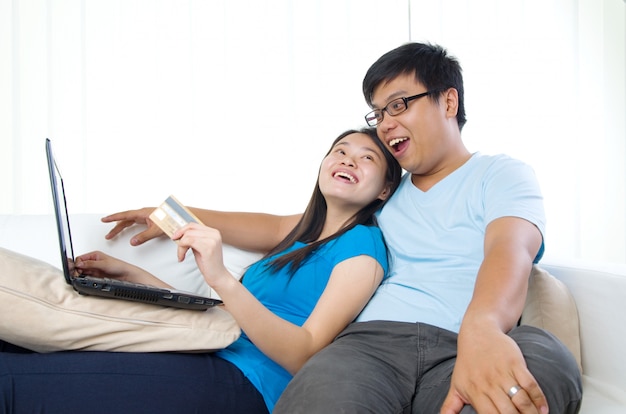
top-left (272, 43), bottom-right (582, 413)
top-left (106, 43), bottom-right (582, 413)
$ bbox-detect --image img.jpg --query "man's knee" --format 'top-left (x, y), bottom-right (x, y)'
top-left (512, 325), bottom-right (583, 413)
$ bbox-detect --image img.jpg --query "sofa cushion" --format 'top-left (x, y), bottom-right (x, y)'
top-left (521, 265), bottom-right (582, 373)
top-left (0, 247), bottom-right (240, 353)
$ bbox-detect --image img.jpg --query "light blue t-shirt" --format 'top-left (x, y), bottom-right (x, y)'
top-left (216, 224), bottom-right (388, 412)
top-left (356, 152), bottom-right (545, 333)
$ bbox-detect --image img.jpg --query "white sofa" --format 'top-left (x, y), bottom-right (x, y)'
top-left (1, 213), bottom-right (625, 413)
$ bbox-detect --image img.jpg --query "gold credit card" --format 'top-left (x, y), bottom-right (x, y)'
top-left (149, 195), bottom-right (203, 238)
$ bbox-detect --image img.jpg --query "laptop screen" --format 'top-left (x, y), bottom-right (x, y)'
top-left (46, 138), bottom-right (78, 283)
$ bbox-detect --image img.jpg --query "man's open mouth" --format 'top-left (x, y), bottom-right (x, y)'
top-left (389, 137), bottom-right (409, 152)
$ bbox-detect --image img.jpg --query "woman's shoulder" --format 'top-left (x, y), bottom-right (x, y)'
top-left (343, 224), bottom-right (383, 239)
top-left (326, 224), bottom-right (387, 268)
top-left (330, 224), bottom-right (385, 252)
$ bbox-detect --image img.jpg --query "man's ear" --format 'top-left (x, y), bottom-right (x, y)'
top-left (444, 88), bottom-right (459, 118)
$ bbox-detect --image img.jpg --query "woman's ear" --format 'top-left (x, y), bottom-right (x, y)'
top-left (377, 184), bottom-right (392, 201)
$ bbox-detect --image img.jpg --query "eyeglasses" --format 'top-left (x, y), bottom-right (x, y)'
top-left (364, 90), bottom-right (440, 127)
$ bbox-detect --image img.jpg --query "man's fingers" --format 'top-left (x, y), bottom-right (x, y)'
top-left (129, 227), bottom-right (162, 246)
top-left (518, 379), bottom-right (548, 414)
top-left (104, 225), bottom-right (124, 240)
top-left (440, 390), bottom-right (465, 414)
top-left (104, 219), bottom-right (139, 240)
top-left (130, 229), bottom-right (155, 246)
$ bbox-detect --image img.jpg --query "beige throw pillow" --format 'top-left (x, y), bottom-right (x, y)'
top-left (521, 265), bottom-right (582, 373)
top-left (0, 247), bottom-right (240, 353)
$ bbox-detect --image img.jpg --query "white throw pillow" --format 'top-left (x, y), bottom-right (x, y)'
top-left (521, 265), bottom-right (582, 373)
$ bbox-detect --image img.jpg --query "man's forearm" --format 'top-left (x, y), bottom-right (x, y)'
top-left (189, 208), bottom-right (300, 252)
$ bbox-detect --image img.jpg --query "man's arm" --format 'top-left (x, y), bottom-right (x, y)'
top-left (441, 216), bottom-right (548, 414)
top-left (103, 207), bottom-right (301, 252)
top-left (190, 209), bottom-right (301, 252)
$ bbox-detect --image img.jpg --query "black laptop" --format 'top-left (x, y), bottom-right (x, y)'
top-left (46, 138), bottom-right (222, 311)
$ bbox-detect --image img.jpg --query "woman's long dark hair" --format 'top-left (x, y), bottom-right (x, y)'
top-left (261, 127), bottom-right (402, 275)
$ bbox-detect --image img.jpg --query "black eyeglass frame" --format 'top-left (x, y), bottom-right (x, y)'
top-left (364, 90), bottom-right (442, 127)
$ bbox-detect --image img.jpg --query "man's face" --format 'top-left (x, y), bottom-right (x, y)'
top-left (370, 73), bottom-right (455, 181)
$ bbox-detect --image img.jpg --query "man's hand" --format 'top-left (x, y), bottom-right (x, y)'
top-left (101, 208), bottom-right (163, 245)
top-left (440, 327), bottom-right (548, 414)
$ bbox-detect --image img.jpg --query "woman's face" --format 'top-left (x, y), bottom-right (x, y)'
top-left (318, 132), bottom-right (391, 211)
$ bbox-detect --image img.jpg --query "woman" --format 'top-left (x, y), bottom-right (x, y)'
top-left (0, 128), bottom-right (401, 413)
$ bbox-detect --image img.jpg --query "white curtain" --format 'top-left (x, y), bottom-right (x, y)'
top-left (1, 0), bottom-right (625, 263)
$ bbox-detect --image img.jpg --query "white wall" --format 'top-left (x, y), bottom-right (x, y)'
top-left (1, 0), bottom-right (625, 263)
top-left (1, 0), bottom-right (410, 216)
top-left (407, 0), bottom-right (626, 263)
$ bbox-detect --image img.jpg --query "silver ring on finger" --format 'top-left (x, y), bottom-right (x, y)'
top-left (507, 385), bottom-right (523, 399)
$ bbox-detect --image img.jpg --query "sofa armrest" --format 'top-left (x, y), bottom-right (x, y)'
top-left (541, 258), bottom-right (626, 408)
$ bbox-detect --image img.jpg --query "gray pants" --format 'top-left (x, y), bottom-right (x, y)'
top-left (274, 322), bottom-right (582, 413)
